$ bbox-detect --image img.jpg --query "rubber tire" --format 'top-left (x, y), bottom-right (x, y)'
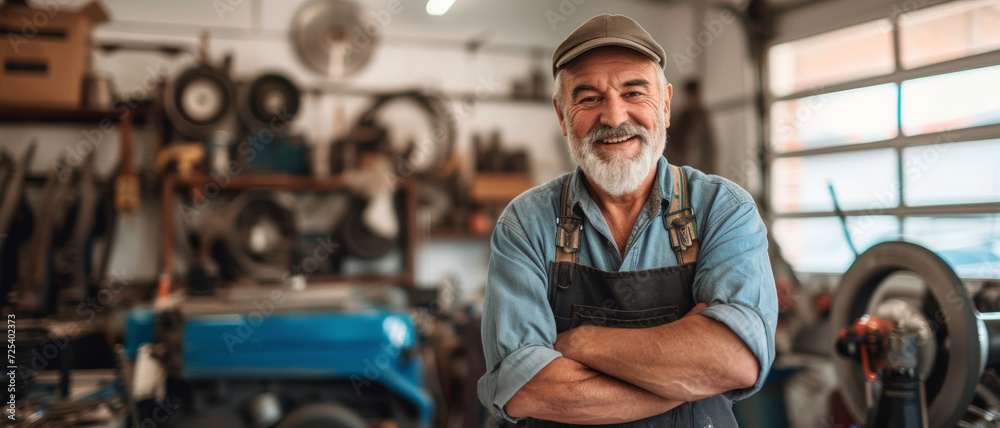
top-left (275, 403), bottom-right (367, 428)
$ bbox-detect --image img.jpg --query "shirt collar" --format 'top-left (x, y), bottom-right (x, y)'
top-left (566, 156), bottom-right (673, 220)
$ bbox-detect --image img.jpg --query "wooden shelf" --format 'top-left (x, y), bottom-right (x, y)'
top-left (471, 172), bottom-right (534, 202)
top-left (301, 273), bottom-right (411, 285)
top-left (427, 229), bottom-right (490, 240)
top-left (0, 106), bottom-right (149, 124)
top-left (172, 172), bottom-right (346, 190)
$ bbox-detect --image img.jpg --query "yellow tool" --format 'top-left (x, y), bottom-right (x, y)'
top-left (155, 143), bottom-right (205, 179)
top-left (115, 116), bottom-right (139, 213)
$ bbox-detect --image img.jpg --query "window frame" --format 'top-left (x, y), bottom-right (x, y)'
top-left (764, 1), bottom-right (1000, 273)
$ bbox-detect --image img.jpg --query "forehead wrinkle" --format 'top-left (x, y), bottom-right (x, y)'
top-left (568, 72), bottom-right (653, 99)
top-left (564, 60), bottom-right (659, 99)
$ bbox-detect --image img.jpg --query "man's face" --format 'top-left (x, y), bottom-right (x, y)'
top-left (554, 46), bottom-right (673, 197)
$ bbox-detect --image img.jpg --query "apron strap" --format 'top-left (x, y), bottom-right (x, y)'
top-left (554, 166), bottom-right (700, 265)
top-left (555, 174), bottom-right (582, 263)
top-left (665, 164), bottom-right (700, 264)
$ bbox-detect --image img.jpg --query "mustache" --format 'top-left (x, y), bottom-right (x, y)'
top-left (582, 122), bottom-right (651, 145)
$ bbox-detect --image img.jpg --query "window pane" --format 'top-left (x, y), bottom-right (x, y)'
top-left (769, 20), bottom-right (895, 97)
top-left (903, 216), bottom-right (1000, 279)
top-left (771, 149), bottom-right (899, 213)
top-left (903, 138), bottom-right (1000, 206)
top-left (770, 84), bottom-right (898, 152)
top-left (774, 216), bottom-right (900, 273)
top-left (900, 0), bottom-right (1000, 69)
top-left (901, 65), bottom-right (1000, 135)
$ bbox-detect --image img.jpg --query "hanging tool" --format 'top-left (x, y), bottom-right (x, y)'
top-left (0, 143), bottom-right (36, 307)
top-left (0, 142), bottom-right (35, 238)
top-left (16, 152), bottom-right (96, 315)
top-left (53, 148), bottom-right (101, 303)
top-left (155, 143), bottom-right (206, 180)
top-left (115, 114), bottom-right (140, 213)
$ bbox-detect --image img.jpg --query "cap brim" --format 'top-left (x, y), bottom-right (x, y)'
top-left (555, 37), bottom-right (662, 71)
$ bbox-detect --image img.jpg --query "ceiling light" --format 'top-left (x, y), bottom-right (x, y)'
top-left (426, 0), bottom-right (456, 16)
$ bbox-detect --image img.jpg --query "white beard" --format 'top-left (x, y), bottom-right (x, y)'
top-left (568, 115), bottom-right (667, 197)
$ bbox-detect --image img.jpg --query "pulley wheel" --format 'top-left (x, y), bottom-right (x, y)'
top-left (225, 191), bottom-right (299, 280)
top-left (831, 241), bottom-right (983, 428)
top-left (164, 65), bottom-right (236, 139)
top-left (238, 73), bottom-right (301, 132)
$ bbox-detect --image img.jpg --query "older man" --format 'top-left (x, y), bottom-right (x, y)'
top-left (477, 14), bottom-right (777, 427)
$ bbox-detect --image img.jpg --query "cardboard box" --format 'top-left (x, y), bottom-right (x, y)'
top-left (0, 1), bottom-right (109, 109)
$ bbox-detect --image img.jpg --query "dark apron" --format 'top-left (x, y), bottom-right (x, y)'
top-left (525, 165), bottom-right (737, 428)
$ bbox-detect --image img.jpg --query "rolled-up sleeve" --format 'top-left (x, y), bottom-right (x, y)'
top-left (692, 187), bottom-right (778, 402)
top-left (478, 210), bottom-right (562, 422)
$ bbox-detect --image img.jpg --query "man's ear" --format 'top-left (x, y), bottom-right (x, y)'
top-left (663, 82), bottom-right (674, 128)
top-left (553, 98), bottom-right (568, 137)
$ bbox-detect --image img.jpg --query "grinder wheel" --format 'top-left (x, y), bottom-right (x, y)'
top-left (831, 241), bottom-right (983, 428)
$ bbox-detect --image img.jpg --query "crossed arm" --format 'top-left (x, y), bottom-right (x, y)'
top-left (504, 303), bottom-right (760, 423)
top-left (484, 195), bottom-right (775, 424)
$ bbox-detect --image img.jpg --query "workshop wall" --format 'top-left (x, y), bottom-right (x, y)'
top-left (0, 0), bottom-right (756, 297)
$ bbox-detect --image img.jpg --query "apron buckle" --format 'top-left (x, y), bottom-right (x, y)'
top-left (665, 208), bottom-right (697, 251)
top-left (556, 216), bottom-right (582, 253)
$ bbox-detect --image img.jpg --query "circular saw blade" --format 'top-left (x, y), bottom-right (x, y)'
top-left (292, 0), bottom-right (378, 78)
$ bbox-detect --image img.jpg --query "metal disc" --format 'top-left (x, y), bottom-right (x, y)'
top-left (224, 191), bottom-right (299, 281)
top-left (238, 73), bottom-right (301, 132)
top-left (291, 0), bottom-right (378, 78)
top-left (831, 241), bottom-right (982, 428)
top-left (164, 65), bottom-right (236, 139)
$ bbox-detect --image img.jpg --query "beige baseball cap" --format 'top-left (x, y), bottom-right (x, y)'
top-left (552, 14), bottom-right (666, 77)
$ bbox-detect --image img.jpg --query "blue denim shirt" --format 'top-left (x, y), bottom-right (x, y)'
top-left (477, 156), bottom-right (778, 422)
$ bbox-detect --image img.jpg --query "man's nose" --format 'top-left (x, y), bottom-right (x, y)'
top-left (600, 95), bottom-right (629, 129)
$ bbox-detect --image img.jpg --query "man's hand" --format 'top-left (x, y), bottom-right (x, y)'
top-left (555, 302), bottom-right (708, 359)
top-left (504, 356), bottom-right (684, 423)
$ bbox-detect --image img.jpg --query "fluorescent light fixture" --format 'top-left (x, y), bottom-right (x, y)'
top-left (426, 0), bottom-right (456, 15)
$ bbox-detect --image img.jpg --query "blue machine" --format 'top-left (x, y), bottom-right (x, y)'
top-left (125, 297), bottom-right (433, 427)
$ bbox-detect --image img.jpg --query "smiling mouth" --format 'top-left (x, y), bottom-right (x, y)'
top-left (601, 135), bottom-right (636, 144)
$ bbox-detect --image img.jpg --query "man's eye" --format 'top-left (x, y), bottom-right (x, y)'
top-left (580, 97), bottom-right (599, 103)
top-left (626, 91), bottom-right (643, 97)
